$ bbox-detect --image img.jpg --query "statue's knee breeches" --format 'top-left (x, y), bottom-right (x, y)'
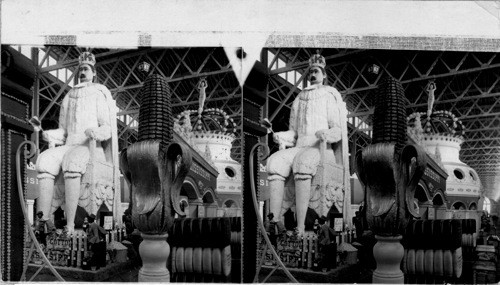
top-left (292, 147), bottom-right (322, 179)
top-left (266, 148), bottom-right (302, 181)
top-left (61, 144), bottom-right (106, 175)
top-left (61, 145), bottom-right (91, 175)
top-left (36, 145), bottom-right (72, 177)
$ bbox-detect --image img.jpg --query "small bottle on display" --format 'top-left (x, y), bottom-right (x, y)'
top-left (82, 249), bottom-right (88, 269)
top-left (307, 235), bottom-right (313, 269)
top-left (117, 227), bottom-right (121, 242)
top-left (72, 234), bottom-right (78, 267)
top-left (76, 233), bottom-right (82, 268)
top-left (352, 224), bottom-right (356, 241)
top-left (67, 253), bottom-right (71, 267)
top-left (312, 238), bottom-right (319, 271)
top-left (67, 236), bottom-right (73, 267)
top-left (301, 236), bottom-right (307, 269)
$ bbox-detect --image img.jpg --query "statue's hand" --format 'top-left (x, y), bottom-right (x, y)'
top-left (42, 131), bottom-right (51, 142)
top-left (272, 132), bottom-right (281, 142)
top-left (42, 129), bottom-right (66, 147)
top-left (273, 132), bottom-right (295, 150)
top-left (273, 130), bottom-right (296, 148)
top-left (315, 129), bottom-right (328, 142)
top-left (84, 128), bottom-right (97, 140)
top-left (315, 128), bottom-right (341, 143)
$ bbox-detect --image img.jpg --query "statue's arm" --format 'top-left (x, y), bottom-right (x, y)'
top-left (273, 97), bottom-right (298, 148)
top-left (42, 94), bottom-right (69, 145)
top-left (85, 86), bottom-right (113, 141)
top-left (317, 89), bottom-right (343, 143)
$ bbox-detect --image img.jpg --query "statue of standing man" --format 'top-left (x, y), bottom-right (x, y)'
top-left (266, 52), bottom-right (350, 235)
top-left (36, 51), bottom-right (119, 234)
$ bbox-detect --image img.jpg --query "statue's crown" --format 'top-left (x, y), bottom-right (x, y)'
top-left (407, 110), bottom-right (465, 138)
top-left (79, 51), bottom-right (96, 66)
top-left (309, 52), bottom-right (326, 69)
top-left (175, 107), bottom-right (236, 136)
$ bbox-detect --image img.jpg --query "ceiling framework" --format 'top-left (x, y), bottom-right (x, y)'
top-left (23, 45), bottom-right (500, 199)
top-left (266, 48), bottom-right (500, 196)
top-left (34, 47), bottom-right (242, 162)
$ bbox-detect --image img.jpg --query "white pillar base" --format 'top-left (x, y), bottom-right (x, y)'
top-left (372, 235), bottom-right (404, 284)
top-left (138, 233), bottom-right (170, 282)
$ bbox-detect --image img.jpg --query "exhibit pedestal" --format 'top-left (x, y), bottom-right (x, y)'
top-left (138, 233), bottom-right (170, 282)
top-left (372, 235), bottom-right (404, 284)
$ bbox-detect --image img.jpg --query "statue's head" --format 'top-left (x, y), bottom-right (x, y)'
top-left (78, 51), bottom-right (96, 83)
top-left (309, 66), bottom-right (326, 85)
top-left (308, 51), bottom-right (327, 85)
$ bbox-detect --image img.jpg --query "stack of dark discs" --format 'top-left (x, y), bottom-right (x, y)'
top-left (168, 217), bottom-right (232, 283)
top-left (403, 219), bottom-right (464, 284)
top-left (372, 76), bottom-right (407, 154)
top-left (137, 74), bottom-right (173, 149)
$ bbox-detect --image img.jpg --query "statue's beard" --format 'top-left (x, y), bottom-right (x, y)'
top-left (310, 77), bottom-right (322, 85)
top-left (80, 75), bottom-right (91, 83)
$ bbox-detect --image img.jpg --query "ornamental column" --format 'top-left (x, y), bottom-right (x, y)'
top-left (355, 76), bottom-right (426, 283)
top-left (120, 73), bottom-right (192, 282)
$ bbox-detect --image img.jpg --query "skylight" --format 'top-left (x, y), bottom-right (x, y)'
top-left (268, 50), bottom-right (304, 90)
top-left (12, 45), bottom-right (74, 87)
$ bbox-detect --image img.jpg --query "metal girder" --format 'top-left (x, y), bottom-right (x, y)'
top-left (38, 68), bottom-right (76, 120)
top-left (117, 91), bottom-right (242, 116)
top-left (467, 159), bottom-right (499, 166)
top-left (345, 52), bottom-right (500, 116)
top-left (461, 147), bottom-right (500, 155)
top-left (473, 162), bottom-right (500, 167)
top-left (269, 70), bottom-right (307, 121)
top-left (463, 117), bottom-right (500, 132)
top-left (472, 163), bottom-right (499, 169)
top-left (461, 153), bottom-right (500, 161)
top-left (474, 164), bottom-right (500, 170)
top-left (268, 48), bottom-right (365, 75)
top-left (39, 48), bottom-right (128, 73)
top-left (117, 120), bottom-right (138, 150)
top-left (474, 166), bottom-right (500, 171)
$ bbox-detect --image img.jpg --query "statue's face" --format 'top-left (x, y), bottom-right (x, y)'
top-left (79, 64), bottom-right (95, 83)
top-left (308, 66), bottom-right (325, 85)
